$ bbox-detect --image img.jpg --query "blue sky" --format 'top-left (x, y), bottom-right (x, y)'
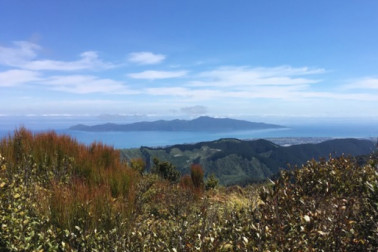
top-left (0, 0), bottom-right (378, 123)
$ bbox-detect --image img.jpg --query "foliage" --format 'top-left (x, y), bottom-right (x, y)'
top-left (1, 128), bottom-right (377, 251)
top-left (0, 128), bottom-right (139, 251)
top-left (206, 173), bottom-right (219, 190)
top-left (129, 158), bottom-right (145, 174)
top-left (122, 138), bottom-right (375, 185)
top-left (254, 156), bottom-right (378, 251)
top-left (190, 164), bottom-right (204, 189)
top-left (179, 174), bottom-right (194, 190)
top-left (152, 157), bottom-right (180, 182)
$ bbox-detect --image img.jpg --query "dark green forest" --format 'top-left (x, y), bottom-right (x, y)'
top-left (122, 138), bottom-right (375, 185)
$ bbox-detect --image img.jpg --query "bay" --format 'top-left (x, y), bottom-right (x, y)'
top-left (0, 123), bottom-right (377, 149)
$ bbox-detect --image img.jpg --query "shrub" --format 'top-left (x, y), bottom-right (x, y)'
top-left (206, 173), bottom-right (219, 190)
top-left (254, 156), bottom-right (378, 251)
top-left (152, 157), bottom-right (180, 182)
top-left (1, 128), bottom-right (377, 251)
top-left (130, 158), bottom-right (145, 174)
top-left (190, 164), bottom-right (204, 189)
top-left (0, 129), bottom-right (139, 251)
top-left (180, 174), bottom-right (194, 190)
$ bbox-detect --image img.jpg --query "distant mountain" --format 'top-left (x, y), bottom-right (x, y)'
top-left (69, 116), bottom-right (284, 132)
top-left (121, 138), bottom-right (375, 186)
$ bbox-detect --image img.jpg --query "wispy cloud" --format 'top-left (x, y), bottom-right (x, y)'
top-left (145, 87), bottom-right (223, 100)
top-left (143, 65), bottom-right (325, 101)
top-left (0, 41), bottom-right (40, 66)
top-left (146, 85), bottom-right (378, 102)
top-left (190, 66), bottom-right (324, 88)
top-left (8, 99), bottom-right (137, 115)
top-left (180, 105), bottom-right (207, 116)
top-left (43, 75), bottom-right (137, 94)
top-left (128, 52), bottom-right (166, 65)
top-left (297, 91), bottom-right (378, 101)
top-left (344, 78), bottom-right (378, 90)
top-left (1, 39), bottom-right (377, 117)
top-left (128, 70), bottom-right (188, 80)
top-left (141, 65), bottom-right (378, 103)
top-left (0, 41), bottom-right (115, 71)
top-left (23, 51), bottom-right (115, 71)
top-left (0, 69), bottom-right (41, 87)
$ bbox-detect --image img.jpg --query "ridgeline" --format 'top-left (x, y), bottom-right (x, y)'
top-left (121, 138), bottom-right (375, 185)
top-left (70, 116), bottom-right (284, 132)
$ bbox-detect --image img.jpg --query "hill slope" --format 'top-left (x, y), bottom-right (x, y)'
top-left (121, 138), bottom-right (375, 185)
top-left (70, 116), bottom-right (284, 132)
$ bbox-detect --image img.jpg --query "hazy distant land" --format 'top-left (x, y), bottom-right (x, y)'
top-left (69, 116), bottom-right (284, 132)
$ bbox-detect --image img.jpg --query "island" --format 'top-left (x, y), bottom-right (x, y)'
top-left (69, 116), bottom-right (285, 132)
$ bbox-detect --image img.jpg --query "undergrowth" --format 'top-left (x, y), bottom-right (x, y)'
top-left (0, 128), bottom-right (377, 251)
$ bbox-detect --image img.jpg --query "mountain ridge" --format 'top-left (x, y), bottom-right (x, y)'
top-left (121, 138), bottom-right (375, 185)
top-left (69, 116), bottom-right (284, 132)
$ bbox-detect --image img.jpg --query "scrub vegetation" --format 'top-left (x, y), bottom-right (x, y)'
top-left (0, 128), bottom-right (377, 251)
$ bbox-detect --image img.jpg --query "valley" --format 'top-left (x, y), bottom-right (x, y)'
top-left (122, 137), bottom-right (376, 185)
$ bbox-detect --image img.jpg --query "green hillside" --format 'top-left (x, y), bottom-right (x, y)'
top-left (121, 138), bottom-right (375, 185)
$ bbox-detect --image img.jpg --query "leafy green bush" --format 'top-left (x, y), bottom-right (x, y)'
top-left (254, 156), bottom-right (378, 251)
top-left (152, 157), bottom-right (180, 182)
top-left (130, 158), bottom-right (145, 175)
top-left (206, 173), bottom-right (219, 190)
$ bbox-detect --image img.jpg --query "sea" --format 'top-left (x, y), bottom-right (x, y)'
top-left (0, 116), bottom-right (377, 149)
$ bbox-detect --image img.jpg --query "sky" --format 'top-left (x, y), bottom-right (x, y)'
top-left (0, 0), bottom-right (378, 124)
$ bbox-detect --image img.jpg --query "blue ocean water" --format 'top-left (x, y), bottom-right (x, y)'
top-left (0, 123), bottom-right (377, 149)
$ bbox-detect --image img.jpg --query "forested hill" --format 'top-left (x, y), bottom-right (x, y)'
top-left (121, 138), bottom-right (375, 185)
top-left (70, 116), bottom-right (284, 132)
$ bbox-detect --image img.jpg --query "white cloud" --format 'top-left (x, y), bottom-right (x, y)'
top-left (145, 87), bottom-right (224, 100)
top-left (142, 66), bottom-right (378, 102)
top-left (190, 66), bottom-right (323, 88)
top-left (146, 86), bottom-right (283, 100)
top-left (0, 69), bottom-right (41, 87)
top-left (252, 65), bottom-right (325, 76)
top-left (0, 41), bottom-right (115, 71)
top-left (128, 52), bottom-right (166, 65)
top-left (345, 78), bottom-right (378, 90)
top-left (23, 51), bottom-right (115, 71)
top-left (296, 91), bottom-right (378, 101)
top-left (146, 87), bottom-right (190, 96)
top-left (43, 75), bottom-right (137, 94)
top-left (142, 65), bottom-right (325, 101)
top-left (0, 41), bottom-right (40, 66)
top-left (128, 70), bottom-right (188, 80)
top-left (4, 99), bottom-right (137, 115)
top-left (180, 105), bottom-right (207, 115)
top-left (160, 86), bottom-right (378, 102)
